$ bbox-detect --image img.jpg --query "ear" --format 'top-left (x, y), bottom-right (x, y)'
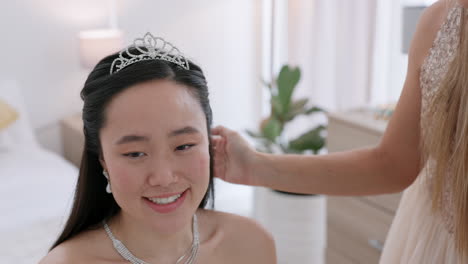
top-left (99, 154), bottom-right (108, 172)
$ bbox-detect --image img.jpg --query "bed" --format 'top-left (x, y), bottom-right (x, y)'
top-left (0, 81), bottom-right (78, 263)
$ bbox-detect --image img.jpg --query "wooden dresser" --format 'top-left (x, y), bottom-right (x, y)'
top-left (326, 110), bottom-right (402, 264)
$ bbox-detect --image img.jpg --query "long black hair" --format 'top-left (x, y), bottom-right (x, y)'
top-left (50, 47), bottom-right (214, 250)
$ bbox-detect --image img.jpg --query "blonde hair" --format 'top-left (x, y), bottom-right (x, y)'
top-left (425, 2), bottom-right (468, 261)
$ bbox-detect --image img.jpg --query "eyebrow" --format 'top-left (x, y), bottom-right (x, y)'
top-left (115, 135), bottom-right (150, 145)
top-left (114, 126), bottom-right (200, 145)
top-left (169, 126), bottom-right (200, 137)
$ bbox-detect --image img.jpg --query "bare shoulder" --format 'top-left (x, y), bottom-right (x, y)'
top-left (39, 241), bottom-right (84, 264)
top-left (39, 246), bottom-right (68, 264)
top-left (39, 228), bottom-right (114, 264)
top-left (198, 210), bottom-right (276, 263)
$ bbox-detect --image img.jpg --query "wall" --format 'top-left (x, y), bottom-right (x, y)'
top-left (0, 0), bottom-right (263, 153)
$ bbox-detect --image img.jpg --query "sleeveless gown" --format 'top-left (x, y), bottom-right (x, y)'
top-left (379, 4), bottom-right (463, 263)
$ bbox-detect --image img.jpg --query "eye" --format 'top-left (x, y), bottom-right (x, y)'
top-left (175, 144), bottom-right (195, 151)
top-left (122, 152), bottom-right (146, 158)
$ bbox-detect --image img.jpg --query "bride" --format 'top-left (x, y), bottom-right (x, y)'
top-left (40, 33), bottom-right (276, 264)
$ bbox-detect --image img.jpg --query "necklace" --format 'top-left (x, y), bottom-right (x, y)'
top-left (103, 214), bottom-right (199, 264)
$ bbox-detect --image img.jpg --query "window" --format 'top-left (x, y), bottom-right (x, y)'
top-left (371, 0), bottom-right (437, 105)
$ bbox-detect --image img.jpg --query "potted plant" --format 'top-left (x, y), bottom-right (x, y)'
top-left (248, 64), bottom-right (327, 264)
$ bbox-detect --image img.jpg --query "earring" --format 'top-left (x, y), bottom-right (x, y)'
top-left (103, 170), bottom-right (112, 194)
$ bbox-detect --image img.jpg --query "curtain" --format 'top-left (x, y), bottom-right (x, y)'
top-left (287, 0), bottom-right (379, 111)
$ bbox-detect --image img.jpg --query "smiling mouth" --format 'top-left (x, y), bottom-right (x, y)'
top-left (147, 194), bottom-right (182, 205)
top-left (145, 190), bottom-right (186, 205)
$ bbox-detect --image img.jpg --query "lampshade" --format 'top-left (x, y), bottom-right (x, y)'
top-left (79, 29), bottom-right (124, 68)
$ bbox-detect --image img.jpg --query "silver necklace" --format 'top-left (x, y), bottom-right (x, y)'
top-left (103, 214), bottom-right (199, 264)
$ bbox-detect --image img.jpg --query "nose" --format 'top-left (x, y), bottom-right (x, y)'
top-left (147, 155), bottom-right (178, 187)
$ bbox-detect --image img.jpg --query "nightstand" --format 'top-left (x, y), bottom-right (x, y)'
top-left (326, 109), bottom-right (402, 264)
top-left (61, 113), bottom-right (84, 167)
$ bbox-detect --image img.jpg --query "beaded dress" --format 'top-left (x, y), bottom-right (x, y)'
top-left (379, 4), bottom-right (463, 263)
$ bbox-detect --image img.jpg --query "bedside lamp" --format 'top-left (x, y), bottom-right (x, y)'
top-left (78, 29), bottom-right (123, 68)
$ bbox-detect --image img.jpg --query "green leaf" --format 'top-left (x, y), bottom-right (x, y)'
top-left (290, 98), bottom-right (308, 112)
top-left (271, 96), bottom-right (283, 117)
top-left (262, 118), bottom-right (282, 142)
top-left (284, 98), bottom-right (309, 121)
top-left (305, 106), bottom-right (326, 115)
top-left (289, 125), bottom-right (326, 153)
top-left (277, 65), bottom-right (301, 115)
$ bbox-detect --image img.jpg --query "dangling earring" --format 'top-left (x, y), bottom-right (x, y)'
top-left (103, 170), bottom-right (112, 194)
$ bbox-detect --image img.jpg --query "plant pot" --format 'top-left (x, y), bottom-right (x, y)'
top-left (253, 187), bottom-right (327, 264)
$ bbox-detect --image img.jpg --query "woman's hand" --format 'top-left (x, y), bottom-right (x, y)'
top-left (211, 126), bottom-right (260, 186)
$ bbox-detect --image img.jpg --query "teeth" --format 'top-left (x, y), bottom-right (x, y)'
top-left (148, 194), bottom-right (182, 205)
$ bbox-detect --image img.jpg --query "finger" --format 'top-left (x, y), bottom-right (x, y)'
top-left (213, 155), bottom-right (226, 180)
top-left (212, 139), bottom-right (224, 156)
top-left (211, 125), bottom-right (227, 136)
top-left (211, 136), bottom-right (224, 148)
top-left (210, 134), bottom-right (223, 141)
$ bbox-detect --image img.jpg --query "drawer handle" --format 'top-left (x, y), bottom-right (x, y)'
top-left (368, 239), bottom-right (384, 252)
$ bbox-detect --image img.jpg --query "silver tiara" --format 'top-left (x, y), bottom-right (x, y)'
top-left (110, 32), bottom-right (190, 74)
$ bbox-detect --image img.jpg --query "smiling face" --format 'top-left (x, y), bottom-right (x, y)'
top-left (99, 79), bottom-right (210, 233)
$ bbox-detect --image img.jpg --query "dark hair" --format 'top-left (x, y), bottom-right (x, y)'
top-left (50, 47), bottom-right (214, 250)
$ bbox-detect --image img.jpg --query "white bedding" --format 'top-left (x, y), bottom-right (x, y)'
top-left (0, 145), bottom-right (78, 263)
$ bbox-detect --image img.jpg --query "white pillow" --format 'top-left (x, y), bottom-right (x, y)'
top-left (0, 80), bottom-right (39, 150)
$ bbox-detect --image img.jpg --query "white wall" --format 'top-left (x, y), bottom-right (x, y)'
top-left (0, 0), bottom-right (263, 153)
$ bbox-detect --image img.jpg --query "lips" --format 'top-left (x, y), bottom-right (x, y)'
top-left (144, 189), bottom-right (188, 214)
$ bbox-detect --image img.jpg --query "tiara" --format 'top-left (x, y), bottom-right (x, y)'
top-left (110, 33), bottom-right (190, 74)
